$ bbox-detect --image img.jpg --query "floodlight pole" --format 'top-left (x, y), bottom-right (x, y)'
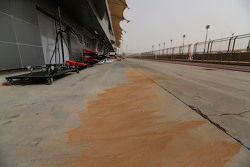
top-left (204, 25), bottom-right (210, 53)
top-left (170, 40), bottom-right (173, 59)
top-left (157, 43), bottom-right (160, 59)
top-left (247, 38), bottom-right (250, 51)
top-left (163, 42), bottom-right (166, 55)
top-left (182, 34), bottom-right (186, 54)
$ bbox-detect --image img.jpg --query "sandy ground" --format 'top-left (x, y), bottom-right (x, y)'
top-left (40, 68), bottom-right (241, 167)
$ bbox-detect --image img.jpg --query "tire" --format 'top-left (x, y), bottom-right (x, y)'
top-left (7, 79), bottom-right (13, 85)
top-left (47, 77), bottom-right (53, 85)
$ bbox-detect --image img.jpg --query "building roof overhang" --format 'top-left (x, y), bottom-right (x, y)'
top-left (57, 0), bottom-right (115, 51)
top-left (108, 0), bottom-right (128, 47)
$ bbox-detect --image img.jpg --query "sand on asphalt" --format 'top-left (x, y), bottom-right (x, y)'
top-left (40, 68), bottom-right (241, 167)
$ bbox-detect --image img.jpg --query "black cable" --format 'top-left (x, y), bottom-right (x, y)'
top-left (55, 42), bottom-right (58, 65)
top-left (67, 27), bottom-right (83, 44)
top-left (57, 40), bottom-right (61, 64)
top-left (49, 29), bottom-right (68, 65)
top-left (49, 32), bottom-right (59, 64)
top-left (60, 32), bottom-right (72, 63)
top-left (62, 35), bottom-right (70, 50)
top-left (48, 20), bottom-right (84, 65)
top-left (49, 31), bottom-right (60, 64)
top-left (54, 20), bottom-right (58, 65)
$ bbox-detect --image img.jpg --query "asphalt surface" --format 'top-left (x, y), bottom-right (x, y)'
top-left (153, 59), bottom-right (250, 72)
top-left (129, 59), bottom-right (250, 149)
top-left (0, 59), bottom-right (250, 167)
top-left (0, 62), bottom-right (128, 167)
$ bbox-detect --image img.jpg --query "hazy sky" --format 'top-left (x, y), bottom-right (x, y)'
top-left (120, 0), bottom-right (250, 53)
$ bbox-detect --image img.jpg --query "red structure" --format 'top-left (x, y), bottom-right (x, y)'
top-left (82, 49), bottom-right (99, 65)
top-left (65, 60), bottom-right (88, 68)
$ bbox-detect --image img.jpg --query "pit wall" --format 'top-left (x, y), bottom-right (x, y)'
top-left (193, 52), bottom-right (250, 62)
top-left (139, 54), bottom-right (190, 60)
top-left (135, 52), bottom-right (250, 63)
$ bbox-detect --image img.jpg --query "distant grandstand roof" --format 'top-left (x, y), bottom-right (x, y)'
top-left (108, 0), bottom-right (128, 47)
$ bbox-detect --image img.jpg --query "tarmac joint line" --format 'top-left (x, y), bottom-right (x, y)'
top-left (138, 69), bottom-right (250, 150)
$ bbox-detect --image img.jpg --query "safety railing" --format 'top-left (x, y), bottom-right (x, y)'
top-left (147, 44), bottom-right (192, 56)
top-left (194, 34), bottom-right (250, 54)
top-left (135, 33), bottom-right (250, 61)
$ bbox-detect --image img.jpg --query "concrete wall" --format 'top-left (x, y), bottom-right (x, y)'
top-left (0, 0), bottom-right (45, 70)
top-left (193, 53), bottom-right (250, 61)
top-left (0, 0), bottom-right (113, 71)
top-left (135, 52), bottom-right (250, 63)
top-left (139, 54), bottom-right (190, 60)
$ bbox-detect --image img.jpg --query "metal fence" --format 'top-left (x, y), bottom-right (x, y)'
top-left (146, 44), bottom-right (192, 56)
top-left (194, 34), bottom-right (250, 54)
top-left (138, 33), bottom-right (250, 61)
